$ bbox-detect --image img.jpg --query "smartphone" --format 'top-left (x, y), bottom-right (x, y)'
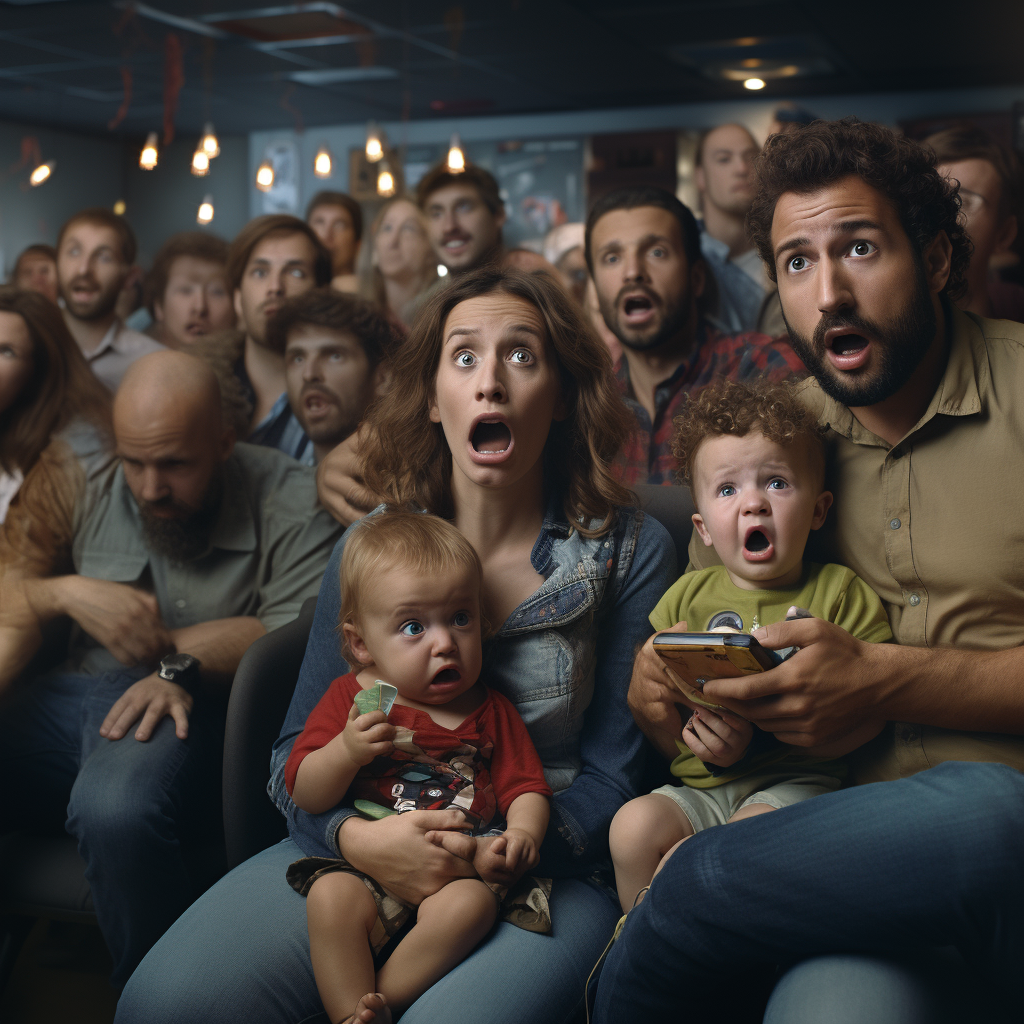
top-left (652, 632), bottom-right (782, 712)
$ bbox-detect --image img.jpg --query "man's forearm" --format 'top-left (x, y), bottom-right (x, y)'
top-left (169, 616), bottom-right (266, 684)
top-left (878, 642), bottom-right (1024, 734)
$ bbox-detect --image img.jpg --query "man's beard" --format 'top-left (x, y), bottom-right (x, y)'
top-left (599, 284), bottom-right (693, 353)
top-left (782, 262), bottom-right (937, 407)
top-left (138, 471), bottom-right (224, 562)
top-left (60, 274), bottom-right (120, 321)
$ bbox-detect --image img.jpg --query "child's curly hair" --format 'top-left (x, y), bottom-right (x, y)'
top-left (671, 378), bottom-right (826, 488)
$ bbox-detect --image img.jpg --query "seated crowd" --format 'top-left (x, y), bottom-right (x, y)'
top-left (0, 117), bottom-right (1021, 1024)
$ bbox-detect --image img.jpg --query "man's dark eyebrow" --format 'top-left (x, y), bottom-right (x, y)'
top-left (598, 233), bottom-right (674, 254)
top-left (774, 219), bottom-right (887, 261)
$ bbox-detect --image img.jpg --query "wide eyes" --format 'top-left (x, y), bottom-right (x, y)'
top-left (850, 241), bottom-right (876, 257)
top-left (400, 621), bottom-right (425, 637)
top-left (453, 611), bottom-right (471, 627)
top-left (453, 348), bottom-right (533, 367)
top-left (787, 255), bottom-right (807, 273)
top-left (718, 484), bottom-right (736, 497)
top-left (768, 478), bottom-right (788, 490)
top-left (455, 351), bottom-right (475, 367)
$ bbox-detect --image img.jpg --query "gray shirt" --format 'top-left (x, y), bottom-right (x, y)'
top-left (70, 441), bottom-right (340, 674)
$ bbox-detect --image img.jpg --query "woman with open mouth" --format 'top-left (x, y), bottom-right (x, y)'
top-left (119, 266), bottom-right (676, 1024)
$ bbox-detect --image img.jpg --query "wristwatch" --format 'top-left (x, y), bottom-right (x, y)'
top-left (158, 653), bottom-right (201, 686)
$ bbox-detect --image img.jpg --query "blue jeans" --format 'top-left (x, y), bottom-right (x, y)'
top-left (0, 668), bottom-right (224, 986)
top-left (115, 837), bottom-right (621, 1023)
top-left (591, 761), bottom-right (1024, 1023)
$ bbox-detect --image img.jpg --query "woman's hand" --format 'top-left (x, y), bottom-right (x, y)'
top-left (338, 810), bottom-right (478, 905)
top-left (627, 622), bottom-right (691, 760)
top-left (316, 427), bottom-right (379, 527)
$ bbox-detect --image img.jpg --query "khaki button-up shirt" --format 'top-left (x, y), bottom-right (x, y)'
top-left (691, 307), bottom-right (1024, 782)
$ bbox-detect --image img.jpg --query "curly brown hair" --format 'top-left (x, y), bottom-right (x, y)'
top-left (747, 118), bottom-right (972, 299)
top-left (359, 266), bottom-right (635, 537)
top-left (671, 378), bottom-right (825, 489)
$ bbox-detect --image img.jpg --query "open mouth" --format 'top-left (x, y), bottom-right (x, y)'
top-left (432, 668), bottom-right (461, 684)
top-left (829, 333), bottom-right (868, 356)
top-left (472, 420), bottom-right (512, 454)
top-left (825, 329), bottom-right (872, 371)
top-left (622, 294), bottom-right (654, 317)
top-left (443, 236), bottom-right (470, 250)
top-left (743, 526), bottom-right (775, 562)
top-left (745, 529), bottom-right (770, 552)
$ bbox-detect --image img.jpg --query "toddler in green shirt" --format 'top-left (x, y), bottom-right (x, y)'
top-left (610, 378), bottom-right (891, 912)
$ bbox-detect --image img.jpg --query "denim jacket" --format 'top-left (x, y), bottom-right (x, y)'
top-left (268, 502), bottom-right (676, 876)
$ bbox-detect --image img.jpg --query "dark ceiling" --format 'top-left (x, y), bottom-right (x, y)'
top-left (1, 0), bottom-right (1023, 141)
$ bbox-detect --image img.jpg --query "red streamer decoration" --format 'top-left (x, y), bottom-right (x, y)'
top-left (162, 33), bottom-right (184, 145)
top-left (108, 66), bottom-right (133, 131)
top-left (279, 83), bottom-right (304, 135)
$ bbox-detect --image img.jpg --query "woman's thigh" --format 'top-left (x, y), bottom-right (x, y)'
top-left (403, 877), bottom-right (620, 1024)
top-left (115, 839), bottom-right (325, 1024)
top-left (117, 843), bottom-right (621, 1024)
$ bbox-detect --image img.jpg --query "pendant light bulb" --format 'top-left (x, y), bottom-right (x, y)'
top-left (255, 160), bottom-right (275, 192)
top-left (314, 145), bottom-right (333, 178)
top-left (446, 134), bottom-right (465, 173)
top-left (139, 132), bottom-right (159, 170)
top-left (197, 195), bottom-right (215, 225)
top-left (201, 123), bottom-right (220, 158)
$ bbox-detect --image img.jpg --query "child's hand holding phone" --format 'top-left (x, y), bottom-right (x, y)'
top-left (682, 707), bottom-right (754, 767)
top-left (341, 702), bottom-right (397, 767)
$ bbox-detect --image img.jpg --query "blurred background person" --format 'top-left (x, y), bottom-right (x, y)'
top-left (55, 207), bottom-right (164, 392)
top-left (306, 191), bottom-right (363, 293)
top-left (0, 286), bottom-right (111, 526)
top-left (267, 289), bottom-right (394, 465)
top-left (360, 196), bottom-right (438, 332)
top-left (11, 244), bottom-right (59, 304)
top-left (544, 222), bottom-right (587, 305)
top-left (926, 123), bottom-right (1024, 320)
top-left (146, 232), bottom-right (236, 350)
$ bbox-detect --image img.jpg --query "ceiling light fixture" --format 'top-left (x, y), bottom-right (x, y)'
top-left (744, 77), bottom-right (766, 90)
top-left (201, 124), bottom-right (220, 159)
top-left (197, 195), bottom-right (215, 225)
top-left (365, 124), bottom-right (383, 163)
top-left (314, 145), bottom-right (333, 178)
top-left (255, 160), bottom-right (275, 191)
top-left (139, 132), bottom-right (159, 170)
top-left (192, 148), bottom-right (210, 176)
top-left (29, 159), bottom-right (55, 186)
top-left (376, 164), bottom-right (396, 197)
top-left (113, 200), bottom-right (126, 216)
top-left (446, 133), bottom-right (465, 173)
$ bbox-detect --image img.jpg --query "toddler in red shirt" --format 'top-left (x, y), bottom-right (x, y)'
top-left (284, 509), bottom-right (551, 1024)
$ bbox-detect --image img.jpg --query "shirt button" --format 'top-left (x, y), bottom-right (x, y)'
top-left (175, 599), bottom-right (187, 609)
top-left (908, 593), bottom-right (921, 606)
top-left (889, 518), bottom-right (901, 530)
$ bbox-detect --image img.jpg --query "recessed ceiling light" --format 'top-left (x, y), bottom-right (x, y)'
top-left (744, 78), bottom-right (766, 90)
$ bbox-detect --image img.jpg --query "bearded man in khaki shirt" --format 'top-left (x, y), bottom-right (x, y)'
top-left (595, 120), bottom-right (1023, 1024)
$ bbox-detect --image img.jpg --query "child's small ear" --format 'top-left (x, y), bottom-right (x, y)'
top-left (810, 490), bottom-right (833, 530)
top-left (342, 622), bottom-right (371, 665)
top-left (692, 512), bottom-right (714, 548)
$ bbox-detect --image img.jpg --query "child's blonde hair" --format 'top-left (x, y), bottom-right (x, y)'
top-left (339, 508), bottom-right (484, 665)
top-left (671, 378), bottom-right (826, 491)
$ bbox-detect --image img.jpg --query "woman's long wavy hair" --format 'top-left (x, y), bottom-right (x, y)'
top-left (0, 287), bottom-right (112, 475)
top-left (360, 267), bottom-right (635, 536)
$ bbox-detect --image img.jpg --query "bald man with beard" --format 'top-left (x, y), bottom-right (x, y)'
top-left (0, 350), bottom-right (340, 986)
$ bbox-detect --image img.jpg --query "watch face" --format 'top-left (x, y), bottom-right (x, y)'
top-left (160, 654), bottom-right (199, 679)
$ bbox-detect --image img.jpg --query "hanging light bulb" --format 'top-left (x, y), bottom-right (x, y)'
top-left (255, 159), bottom-right (275, 192)
top-left (113, 200), bottom-right (127, 216)
top-left (446, 134), bottom-right (465, 173)
top-left (191, 148), bottom-right (210, 176)
top-left (200, 123), bottom-right (220, 159)
top-left (197, 195), bottom-right (215, 225)
top-left (314, 145), bottom-right (333, 179)
top-left (29, 159), bottom-right (55, 186)
top-left (376, 163), bottom-right (396, 197)
top-left (139, 132), bottom-right (159, 170)
top-left (365, 123), bottom-right (383, 163)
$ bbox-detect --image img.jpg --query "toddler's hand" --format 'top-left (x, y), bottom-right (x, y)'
top-left (341, 703), bottom-right (396, 766)
top-left (682, 707), bottom-right (753, 767)
top-left (473, 829), bottom-right (539, 887)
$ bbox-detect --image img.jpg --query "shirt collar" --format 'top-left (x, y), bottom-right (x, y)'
top-left (699, 225), bottom-right (731, 263)
top-left (809, 303), bottom-right (986, 445)
top-left (89, 320), bottom-right (123, 360)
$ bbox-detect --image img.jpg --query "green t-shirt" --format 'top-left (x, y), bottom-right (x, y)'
top-left (650, 562), bottom-right (892, 787)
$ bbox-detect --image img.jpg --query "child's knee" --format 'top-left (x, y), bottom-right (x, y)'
top-left (306, 871), bottom-right (377, 927)
top-left (421, 878), bottom-right (498, 929)
top-left (610, 794), bottom-right (688, 862)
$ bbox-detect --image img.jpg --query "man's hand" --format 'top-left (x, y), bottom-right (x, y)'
top-left (341, 705), bottom-right (396, 766)
top-left (316, 426), bottom-right (378, 527)
top-left (627, 622), bottom-right (692, 760)
top-left (701, 618), bottom-right (891, 747)
top-left (681, 707), bottom-right (753, 767)
top-left (99, 672), bottom-right (193, 742)
top-left (339, 810), bottom-right (478, 905)
top-left (52, 576), bottom-right (175, 666)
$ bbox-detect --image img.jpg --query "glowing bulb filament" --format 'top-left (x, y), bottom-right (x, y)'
top-left (192, 149), bottom-right (210, 176)
top-left (140, 132), bottom-right (159, 170)
top-left (197, 196), bottom-right (214, 224)
top-left (29, 160), bottom-right (54, 186)
top-left (201, 124), bottom-right (220, 158)
top-left (314, 147), bottom-right (332, 178)
top-left (256, 160), bottom-right (275, 191)
top-left (447, 134), bottom-right (465, 173)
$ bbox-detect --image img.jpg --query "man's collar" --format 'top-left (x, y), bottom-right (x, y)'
top-left (89, 319), bottom-right (122, 359)
top-left (809, 304), bottom-right (986, 444)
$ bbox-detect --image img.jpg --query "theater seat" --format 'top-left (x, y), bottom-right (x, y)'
top-left (634, 483), bottom-right (694, 567)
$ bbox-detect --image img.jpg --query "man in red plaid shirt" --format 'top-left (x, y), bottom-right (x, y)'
top-left (586, 186), bottom-right (805, 486)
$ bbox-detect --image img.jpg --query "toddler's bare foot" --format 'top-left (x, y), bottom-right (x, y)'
top-left (343, 992), bottom-right (391, 1024)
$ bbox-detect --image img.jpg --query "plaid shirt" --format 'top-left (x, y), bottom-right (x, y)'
top-left (612, 321), bottom-right (805, 486)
